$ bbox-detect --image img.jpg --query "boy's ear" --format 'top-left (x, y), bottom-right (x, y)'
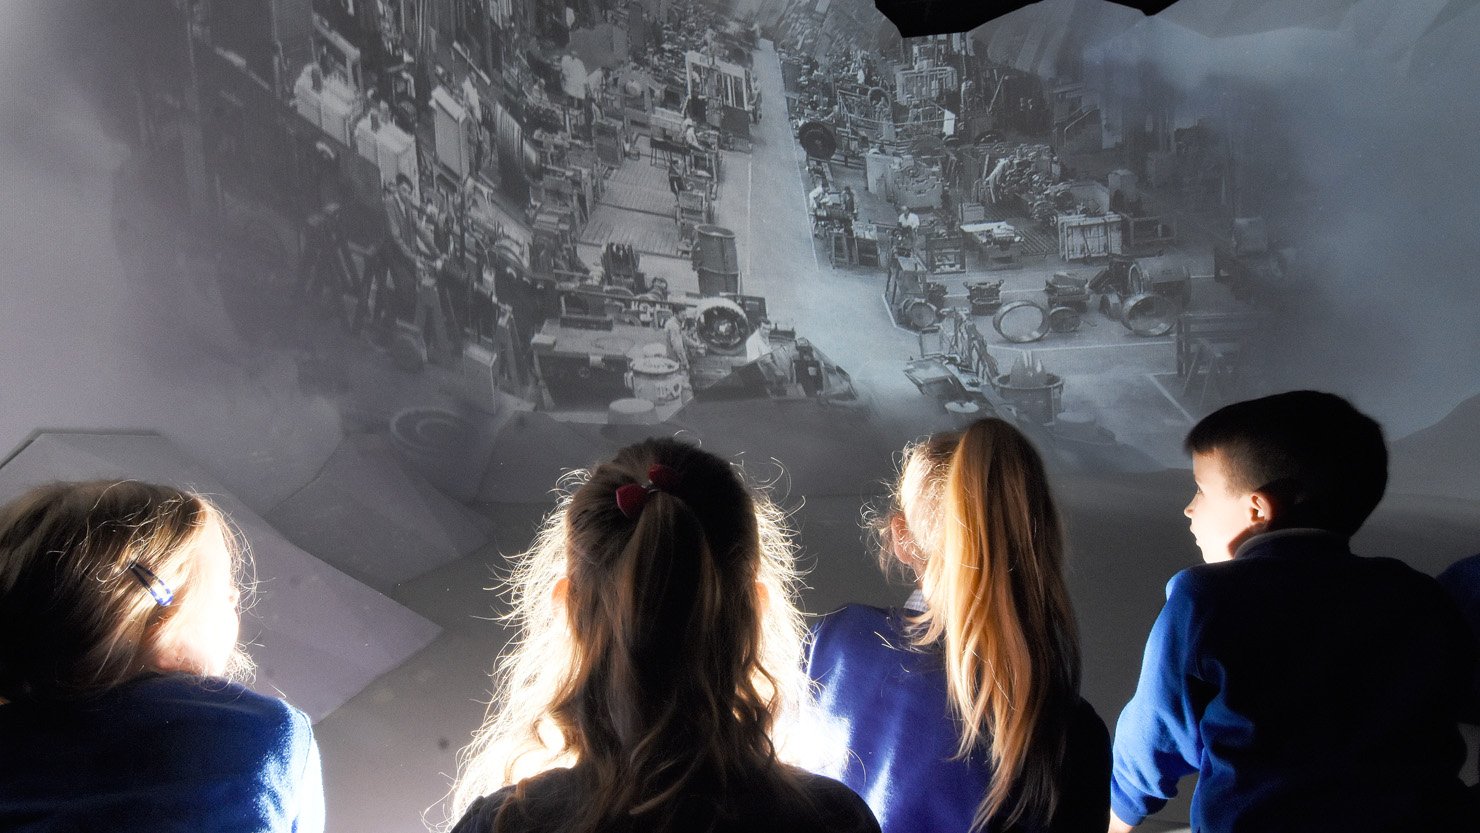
top-left (1249, 490), bottom-right (1278, 528)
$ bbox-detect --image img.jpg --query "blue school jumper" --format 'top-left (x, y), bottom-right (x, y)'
top-left (1111, 530), bottom-right (1478, 833)
top-left (0, 673), bottom-right (323, 833)
top-left (1437, 552), bottom-right (1480, 722)
top-left (806, 601), bottom-right (1110, 833)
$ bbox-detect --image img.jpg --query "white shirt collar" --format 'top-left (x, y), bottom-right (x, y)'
top-left (904, 588), bottom-right (926, 612)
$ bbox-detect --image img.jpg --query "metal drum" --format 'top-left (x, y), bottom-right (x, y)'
top-left (694, 225), bottom-right (739, 296)
top-left (1121, 292), bottom-right (1178, 337)
top-left (1128, 255), bottom-right (1191, 302)
top-left (991, 371), bottom-right (1064, 424)
top-left (992, 299), bottom-right (1049, 343)
top-left (797, 120), bottom-right (838, 160)
top-left (1048, 306), bottom-right (1082, 333)
top-left (626, 356), bottom-right (685, 403)
top-left (944, 399), bottom-right (983, 427)
top-left (902, 299), bottom-right (938, 330)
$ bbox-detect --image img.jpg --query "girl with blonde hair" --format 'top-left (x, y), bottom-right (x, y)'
top-left (807, 419), bottom-right (1110, 833)
top-left (0, 480), bottom-right (322, 832)
top-left (448, 437), bottom-right (878, 833)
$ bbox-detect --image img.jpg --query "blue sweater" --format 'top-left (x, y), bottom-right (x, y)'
top-left (806, 603), bottom-right (1110, 833)
top-left (1437, 553), bottom-right (1480, 722)
top-left (1111, 531), bottom-right (1478, 833)
top-left (0, 674), bottom-right (323, 833)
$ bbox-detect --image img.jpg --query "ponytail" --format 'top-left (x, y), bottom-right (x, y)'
top-left (569, 489), bottom-right (732, 815)
top-left (447, 439), bottom-right (809, 833)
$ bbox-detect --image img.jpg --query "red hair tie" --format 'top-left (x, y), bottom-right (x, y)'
top-left (615, 464), bottom-right (680, 518)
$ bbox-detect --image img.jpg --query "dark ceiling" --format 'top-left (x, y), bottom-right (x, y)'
top-left (874, 0), bottom-right (1178, 37)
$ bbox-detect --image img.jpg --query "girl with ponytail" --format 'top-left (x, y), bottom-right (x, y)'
top-left (807, 419), bottom-right (1110, 833)
top-left (448, 438), bottom-right (879, 833)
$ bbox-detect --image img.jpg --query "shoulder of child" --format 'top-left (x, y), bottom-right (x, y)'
top-left (448, 791), bottom-right (507, 833)
top-left (1072, 695), bottom-right (1112, 740)
top-left (1163, 564), bottom-right (1222, 602)
top-left (791, 770), bottom-right (883, 833)
top-left (143, 673), bottom-right (303, 718)
top-left (813, 603), bottom-right (891, 633)
top-left (1439, 553), bottom-right (1480, 588)
top-left (449, 769), bottom-right (576, 833)
top-left (128, 674), bottom-right (315, 769)
top-left (808, 603), bottom-right (897, 661)
top-left (1165, 550), bottom-right (1293, 601)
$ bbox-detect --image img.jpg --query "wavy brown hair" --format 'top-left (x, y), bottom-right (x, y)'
top-left (891, 419), bottom-right (1082, 831)
top-left (0, 480), bottom-right (250, 703)
top-left (448, 438), bottom-right (809, 831)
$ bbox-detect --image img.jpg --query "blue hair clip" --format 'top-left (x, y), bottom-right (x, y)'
top-left (127, 563), bottom-right (174, 607)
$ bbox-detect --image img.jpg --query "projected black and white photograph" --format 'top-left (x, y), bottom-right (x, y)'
top-left (2, 0), bottom-right (1479, 831)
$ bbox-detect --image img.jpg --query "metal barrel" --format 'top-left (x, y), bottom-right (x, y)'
top-left (992, 299), bottom-right (1049, 343)
top-left (991, 371), bottom-right (1064, 424)
top-left (694, 225), bottom-right (740, 296)
top-left (1121, 292), bottom-right (1178, 337)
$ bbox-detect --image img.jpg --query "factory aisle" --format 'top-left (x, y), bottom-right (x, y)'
top-left (579, 134), bottom-right (687, 262)
top-left (727, 40), bottom-right (958, 446)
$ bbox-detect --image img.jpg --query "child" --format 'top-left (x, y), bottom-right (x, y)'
top-left (1110, 391), bottom-right (1478, 833)
top-left (807, 419), bottom-right (1110, 833)
top-left (446, 438), bottom-right (879, 833)
top-left (0, 480), bottom-right (323, 833)
top-left (1436, 553), bottom-right (1480, 791)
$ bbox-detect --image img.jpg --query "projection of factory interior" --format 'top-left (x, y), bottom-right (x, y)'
top-left (118, 0), bottom-right (1312, 467)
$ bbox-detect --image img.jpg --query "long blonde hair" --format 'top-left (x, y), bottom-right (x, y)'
top-left (0, 480), bottom-right (251, 703)
top-left (448, 438), bottom-right (810, 831)
top-left (893, 419), bottom-right (1082, 831)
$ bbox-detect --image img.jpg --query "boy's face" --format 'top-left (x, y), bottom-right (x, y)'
top-left (1186, 450), bottom-right (1265, 563)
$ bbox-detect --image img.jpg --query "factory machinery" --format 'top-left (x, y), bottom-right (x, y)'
top-left (901, 310), bottom-right (1138, 468)
top-left (120, 0), bottom-right (854, 426)
top-left (525, 229), bottom-right (858, 419)
top-left (775, 7), bottom-right (1281, 440)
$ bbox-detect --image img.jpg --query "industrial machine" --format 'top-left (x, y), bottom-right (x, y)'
top-left (1212, 217), bottom-right (1298, 301)
top-left (885, 254), bottom-right (947, 330)
top-left (965, 280), bottom-right (1003, 315)
top-left (684, 49), bottom-right (757, 142)
top-left (961, 219), bottom-right (1026, 268)
top-left (796, 120), bottom-right (838, 160)
top-left (1174, 310), bottom-right (1269, 408)
top-left (902, 310), bottom-right (1151, 470)
top-left (1034, 272), bottom-right (1085, 334)
top-left (1045, 272), bottom-right (1091, 313)
top-left (692, 296), bottom-right (754, 355)
top-left (530, 315), bottom-right (656, 408)
top-left (676, 191), bottom-right (714, 253)
top-left (1091, 254), bottom-right (1192, 337)
top-left (922, 226), bottom-right (965, 273)
top-left (906, 308), bottom-right (1000, 396)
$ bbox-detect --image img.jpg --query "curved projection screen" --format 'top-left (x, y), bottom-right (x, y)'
top-left (2, 0), bottom-right (1478, 830)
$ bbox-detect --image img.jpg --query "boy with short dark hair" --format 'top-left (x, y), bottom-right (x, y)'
top-left (1109, 390), bottom-right (1477, 833)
